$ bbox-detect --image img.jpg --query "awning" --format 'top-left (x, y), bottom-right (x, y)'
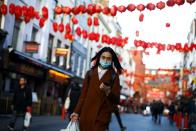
top-left (9, 50), bottom-right (74, 78)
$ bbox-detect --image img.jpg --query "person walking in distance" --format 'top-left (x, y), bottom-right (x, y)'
top-left (70, 47), bottom-right (123, 131)
top-left (8, 77), bottom-right (32, 131)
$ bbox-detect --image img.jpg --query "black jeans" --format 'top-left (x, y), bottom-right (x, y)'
top-left (9, 110), bottom-right (25, 128)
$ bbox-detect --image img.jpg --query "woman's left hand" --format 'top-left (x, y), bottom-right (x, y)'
top-left (100, 83), bottom-right (111, 96)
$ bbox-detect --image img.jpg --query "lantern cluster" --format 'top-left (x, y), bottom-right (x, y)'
top-left (53, 0), bottom-right (195, 17)
top-left (87, 17), bottom-right (99, 26)
top-left (134, 40), bottom-right (196, 54)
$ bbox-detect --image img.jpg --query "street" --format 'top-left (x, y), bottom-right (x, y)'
top-left (0, 114), bottom-right (178, 131)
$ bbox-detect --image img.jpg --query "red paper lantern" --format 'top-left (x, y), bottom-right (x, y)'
top-left (156, 1), bottom-right (166, 10)
top-left (72, 6), bottom-right (80, 15)
top-left (137, 4), bottom-right (145, 12)
top-left (9, 3), bottom-right (15, 15)
top-left (102, 7), bottom-right (110, 15)
top-left (183, 43), bottom-right (190, 52)
top-left (28, 6), bottom-right (35, 18)
top-left (166, 23), bottom-right (170, 27)
top-left (110, 5), bottom-right (117, 16)
top-left (59, 23), bottom-right (64, 33)
top-left (34, 11), bottom-right (40, 20)
top-left (0, 4), bottom-right (7, 15)
top-left (71, 17), bottom-right (78, 25)
top-left (15, 5), bottom-right (22, 20)
top-left (78, 5), bottom-right (86, 14)
top-left (146, 3), bottom-right (155, 11)
top-left (166, 0), bottom-right (175, 7)
top-left (54, 6), bottom-right (62, 14)
top-left (118, 5), bottom-right (126, 13)
top-left (175, 43), bottom-right (182, 50)
top-left (22, 6), bottom-right (28, 16)
top-left (186, 0), bottom-right (196, 4)
top-left (87, 4), bottom-right (95, 15)
top-left (39, 18), bottom-right (45, 28)
top-left (175, 0), bottom-right (185, 5)
top-left (42, 6), bottom-right (48, 19)
top-left (139, 13), bottom-right (144, 22)
top-left (94, 17), bottom-right (99, 26)
top-left (82, 30), bottom-right (88, 39)
top-left (127, 4), bottom-right (136, 12)
top-left (95, 4), bottom-right (102, 13)
top-left (65, 24), bottom-right (71, 34)
top-left (24, 16), bottom-right (31, 23)
top-left (87, 17), bottom-right (92, 26)
top-left (53, 22), bottom-right (58, 32)
top-left (63, 6), bottom-right (71, 14)
top-left (75, 27), bottom-right (81, 36)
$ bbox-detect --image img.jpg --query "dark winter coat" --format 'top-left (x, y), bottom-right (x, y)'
top-left (13, 85), bottom-right (32, 112)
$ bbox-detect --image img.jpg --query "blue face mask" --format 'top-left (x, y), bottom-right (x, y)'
top-left (99, 59), bottom-right (112, 69)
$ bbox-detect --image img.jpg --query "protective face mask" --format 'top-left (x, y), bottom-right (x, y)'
top-left (99, 59), bottom-right (112, 69)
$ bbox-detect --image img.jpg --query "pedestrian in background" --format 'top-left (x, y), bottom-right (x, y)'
top-left (8, 77), bottom-right (32, 131)
top-left (70, 47), bottom-right (123, 131)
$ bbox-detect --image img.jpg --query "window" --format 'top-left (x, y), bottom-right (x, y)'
top-left (31, 27), bottom-right (38, 41)
top-left (47, 34), bottom-right (54, 63)
top-left (11, 20), bottom-right (22, 49)
top-left (53, 0), bottom-right (58, 19)
top-left (56, 40), bottom-right (61, 65)
top-left (63, 45), bottom-right (69, 69)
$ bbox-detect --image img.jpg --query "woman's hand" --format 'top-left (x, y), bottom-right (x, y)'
top-left (100, 83), bottom-right (111, 96)
top-left (70, 112), bottom-right (79, 122)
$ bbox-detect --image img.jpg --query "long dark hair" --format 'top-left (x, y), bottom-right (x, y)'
top-left (91, 47), bottom-right (123, 74)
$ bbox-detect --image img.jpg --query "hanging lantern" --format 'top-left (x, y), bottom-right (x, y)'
top-left (127, 4), bottom-right (136, 12)
top-left (102, 7), bottom-right (110, 15)
top-left (110, 5), bottom-right (117, 17)
top-left (94, 17), bottom-right (99, 26)
top-left (34, 11), bottom-right (40, 20)
top-left (22, 6), bottom-right (28, 16)
top-left (59, 23), bottom-right (64, 33)
top-left (186, 0), bottom-right (196, 4)
top-left (118, 5), bottom-right (126, 13)
top-left (79, 5), bottom-right (86, 14)
top-left (0, 4), bottom-right (7, 15)
top-left (15, 5), bottom-right (22, 20)
top-left (9, 3), bottom-right (15, 15)
top-left (72, 6), bottom-right (80, 15)
top-left (136, 30), bottom-right (139, 37)
top-left (146, 3), bottom-right (155, 11)
top-left (53, 22), bottom-right (58, 32)
top-left (63, 6), bottom-right (71, 14)
top-left (75, 27), bottom-right (81, 36)
top-left (156, 1), bottom-right (166, 10)
top-left (95, 4), bottom-right (102, 13)
top-left (65, 23), bottom-right (71, 34)
top-left (166, 0), bottom-right (175, 7)
top-left (54, 6), bottom-right (62, 14)
top-left (39, 18), bottom-right (45, 28)
top-left (87, 17), bottom-right (92, 26)
top-left (24, 15), bottom-right (31, 23)
top-left (139, 13), bottom-right (144, 22)
top-left (71, 17), bottom-right (78, 25)
top-left (42, 6), bottom-right (48, 19)
top-left (82, 30), bottom-right (88, 39)
top-left (175, 43), bottom-right (182, 50)
top-left (175, 0), bottom-right (185, 5)
top-left (137, 4), bottom-right (145, 12)
top-left (28, 6), bottom-right (35, 18)
top-left (183, 43), bottom-right (190, 53)
top-left (166, 23), bottom-right (170, 27)
top-left (87, 4), bottom-right (95, 15)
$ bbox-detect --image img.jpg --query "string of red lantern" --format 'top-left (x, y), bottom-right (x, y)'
top-left (53, 0), bottom-right (195, 17)
top-left (134, 39), bottom-right (196, 54)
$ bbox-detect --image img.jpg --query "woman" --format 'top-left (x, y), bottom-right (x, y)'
top-left (70, 47), bottom-right (123, 131)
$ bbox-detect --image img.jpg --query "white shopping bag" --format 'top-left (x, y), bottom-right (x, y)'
top-left (24, 112), bottom-right (32, 127)
top-left (64, 96), bottom-right (70, 110)
top-left (60, 121), bottom-right (80, 131)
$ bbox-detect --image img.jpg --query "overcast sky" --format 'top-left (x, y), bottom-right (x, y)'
top-left (109, 0), bottom-right (196, 69)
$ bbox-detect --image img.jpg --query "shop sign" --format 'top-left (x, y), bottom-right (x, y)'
top-left (55, 48), bottom-right (69, 56)
top-left (24, 41), bottom-right (39, 53)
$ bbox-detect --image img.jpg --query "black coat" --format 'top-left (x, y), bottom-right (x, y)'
top-left (13, 86), bottom-right (32, 112)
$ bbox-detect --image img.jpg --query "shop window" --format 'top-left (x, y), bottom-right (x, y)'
top-left (11, 20), bottom-right (22, 49)
top-left (31, 27), bottom-right (38, 41)
top-left (55, 40), bottom-right (61, 65)
top-left (63, 45), bottom-right (69, 69)
top-left (47, 34), bottom-right (54, 63)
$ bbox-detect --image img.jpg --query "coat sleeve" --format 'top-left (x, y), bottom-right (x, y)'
top-left (26, 87), bottom-right (32, 107)
top-left (107, 74), bottom-right (120, 105)
top-left (73, 71), bottom-right (89, 114)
